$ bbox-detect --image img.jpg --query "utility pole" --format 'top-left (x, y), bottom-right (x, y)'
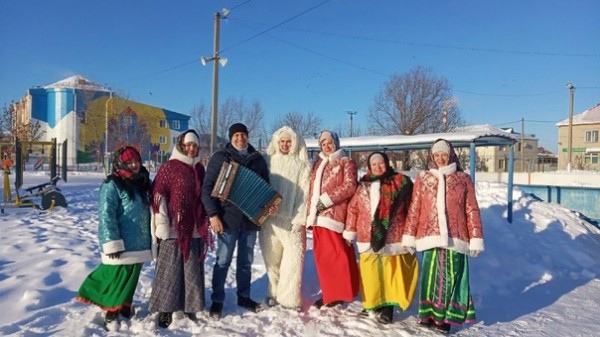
top-left (104, 90), bottom-right (113, 175)
top-left (521, 117), bottom-right (525, 172)
top-left (202, 9), bottom-right (230, 155)
top-left (346, 111), bottom-right (357, 137)
top-left (566, 83), bottom-right (575, 172)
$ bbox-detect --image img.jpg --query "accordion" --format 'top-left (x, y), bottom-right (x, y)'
top-left (211, 161), bottom-right (282, 225)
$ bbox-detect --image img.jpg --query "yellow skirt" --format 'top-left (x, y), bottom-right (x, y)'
top-left (359, 253), bottom-right (419, 311)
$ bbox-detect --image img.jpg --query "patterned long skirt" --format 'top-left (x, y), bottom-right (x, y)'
top-left (359, 253), bottom-right (419, 312)
top-left (149, 238), bottom-right (205, 313)
top-left (76, 263), bottom-right (142, 312)
top-left (313, 226), bottom-right (360, 304)
top-left (417, 248), bottom-right (476, 327)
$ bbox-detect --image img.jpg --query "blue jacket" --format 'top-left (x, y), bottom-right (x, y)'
top-left (202, 143), bottom-right (269, 231)
top-left (98, 179), bottom-right (152, 265)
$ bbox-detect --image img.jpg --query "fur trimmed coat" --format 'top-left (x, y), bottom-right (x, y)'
top-left (345, 172), bottom-right (413, 255)
top-left (402, 170), bottom-right (484, 255)
top-left (306, 149), bottom-right (357, 233)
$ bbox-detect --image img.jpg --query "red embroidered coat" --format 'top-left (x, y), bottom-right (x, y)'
top-left (306, 149), bottom-right (357, 233)
top-left (402, 170), bottom-right (484, 254)
top-left (345, 173), bottom-right (413, 255)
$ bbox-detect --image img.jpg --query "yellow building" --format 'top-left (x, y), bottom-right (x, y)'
top-left (557, 103), bottom-right (600, 171)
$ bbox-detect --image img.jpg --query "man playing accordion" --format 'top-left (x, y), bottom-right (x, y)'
top-left (202, 123), bottom-right (270, 320)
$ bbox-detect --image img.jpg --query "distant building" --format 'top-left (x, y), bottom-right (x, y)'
top-left (473, 128), bottom-right (540, 172)
top-left (557, 103), bottom-right (600, 171)
top-left (12, 75), bottom-right (191, 168)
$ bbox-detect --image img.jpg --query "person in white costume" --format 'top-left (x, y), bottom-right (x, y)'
top-left (260, 126), bottom-right (311, 310)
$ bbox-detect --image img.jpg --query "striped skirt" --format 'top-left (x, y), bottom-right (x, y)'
top-left (359, 252), bottom-right (419, 312)
top-left (149, 238), bottom-right (205, 313)
top-left (76, 263), bottom-right (142, 312)
top-left (417, 248), bottom-right (476, 326)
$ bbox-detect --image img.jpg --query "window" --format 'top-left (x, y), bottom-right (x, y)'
top-left (172, 120), bottom-right (180, 130)
top-left (121, 116), bottom-right (134, 126)
top-left (159, 136), bottom-right (167, 144)
top-left (585, 130), bottom-right (599, 143)
top-left (585, 153), bottom-right (599, 164)
top-left (172, 137), bottom-right (177, 144)
top-left (498, 159), bottom-right (506, 171)
top-left (159, 120), bottom-right (167, 128)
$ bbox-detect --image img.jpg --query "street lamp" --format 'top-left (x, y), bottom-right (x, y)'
top-left (104, 89), bottom-right (113, 174)
top-left (566, 82), bottom-right (575, 172)
top-left (202, 8), bottom-right (230, 155)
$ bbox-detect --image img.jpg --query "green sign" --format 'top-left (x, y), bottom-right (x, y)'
top-left (561, 147), bottom-right (586, 153)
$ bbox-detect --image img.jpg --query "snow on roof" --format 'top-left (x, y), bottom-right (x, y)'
top-left (306, 124), bottom-right (519, 151)
top-left (556, 103), bottom-right (600, 126)
top-left (42, 75), bottom-right (109, 92)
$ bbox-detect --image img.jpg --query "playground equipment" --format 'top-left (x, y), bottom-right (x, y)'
top-left (0, 137), bottom-right (69, 213)
top-left (1, 171), bottom-right (67, 213)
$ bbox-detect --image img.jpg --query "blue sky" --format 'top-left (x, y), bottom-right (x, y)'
top-left (1, 0), bottom-right (599, 152)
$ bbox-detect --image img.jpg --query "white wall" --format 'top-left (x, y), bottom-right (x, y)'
top-left (475, 171), bottom-right (600, 187)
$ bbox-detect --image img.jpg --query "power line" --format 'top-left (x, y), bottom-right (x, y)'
top-left (251, 24), bottom-right (600, 59)
top-left (220, 0), bottom-right (333, 54)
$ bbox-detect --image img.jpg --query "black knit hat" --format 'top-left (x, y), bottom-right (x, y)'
top-left (228, 123), bottom-right (249, 140)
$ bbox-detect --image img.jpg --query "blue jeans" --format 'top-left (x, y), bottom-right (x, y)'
top-left (211, 228), bottom-right (257, 304)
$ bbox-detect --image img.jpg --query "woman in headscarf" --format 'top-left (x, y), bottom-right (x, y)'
top-left (76, 146), bottom-right (152, 331)
top-left (306, 129), bottom-right (360, 308)
top-left (260, 126), bottom-right (311, 310)
top-left (149, 129), bottom-right (210, 328)
top-left (402, 139), bottom-right (484, 334)
top-left (345, 151), bottom-right (418, 324)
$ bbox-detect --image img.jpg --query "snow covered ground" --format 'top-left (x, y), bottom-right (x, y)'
top-left (0, 171), bottom-right (599, 336)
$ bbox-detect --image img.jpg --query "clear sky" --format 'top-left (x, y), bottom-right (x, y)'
top-left (1, 0), bottom-right (599, 152)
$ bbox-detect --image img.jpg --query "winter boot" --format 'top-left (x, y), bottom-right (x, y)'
top-left (157, 312), bottom-right (173, 329)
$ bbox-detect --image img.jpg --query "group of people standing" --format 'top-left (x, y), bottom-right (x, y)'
top-left (75, 123), bottom-right (484, 335)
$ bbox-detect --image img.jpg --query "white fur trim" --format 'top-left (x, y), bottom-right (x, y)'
top-left (343, 230), bottom-right (356, 242)
top-left (315, 216), bottom-right (345, 233)
top-left (370, 181), bottom-right (380, 219)
top-left (401, 235), bottom-right (416, 248)
top-left (101, 250), bottom-right (153, 265)
top-left (103, 240), bottom-right (125, 254)
top-left (356, 242), bottom-right (412, 255)
top-left (306, 157), bottom-right (328, 227)
top-left (320, 193), bottom-right (334, 208)
top-left (469, 238), bottom-right (485, 251)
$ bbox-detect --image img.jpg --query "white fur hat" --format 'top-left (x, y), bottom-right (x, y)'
top-left (183, 131), bottom-right (199, 145)
top-left (431, 140), bottom-right (450, 155)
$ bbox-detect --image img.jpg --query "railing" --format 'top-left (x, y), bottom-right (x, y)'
top-left (515, 184), bottom-right (600, 226)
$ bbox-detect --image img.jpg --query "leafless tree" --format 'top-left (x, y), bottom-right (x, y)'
top-left (368, 66), bottom-right (464, 169)
top-left (188, 103), bottom-right (210, 135)
top-left (1, 101), bottom-right (45, 142)
top-left (271, 111), bottom-right (322, 138)
top-left (368, 66), bottom-right (463, 135)
top-left (217, 96), bottom-right (264, 144)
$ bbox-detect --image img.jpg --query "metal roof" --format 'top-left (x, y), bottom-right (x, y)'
top-left (305, 124), bottom-right (519, 152)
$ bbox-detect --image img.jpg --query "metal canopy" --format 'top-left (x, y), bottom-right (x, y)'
top-left (305, 124), bottom-right (518, 152)
top-left (305, 124), bottom-right (518, 223)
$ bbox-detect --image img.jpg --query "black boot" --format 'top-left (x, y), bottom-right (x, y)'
top-left (186, 312), bottom-right (198, 321)
top-left (119, 306), bottom-right (134, 319)
top-left (104, 311), bottom-right (118, 331)
top-left (238, 297), bottom-right (265, 313)
top-left (325, 300), bottom-right (344, 308)
top-left (377, 306), bottom-right (394, 324)
top-left (209, 302), bottom-right (223, 320)
top-left (157, 312), bottom-right (173, 329)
